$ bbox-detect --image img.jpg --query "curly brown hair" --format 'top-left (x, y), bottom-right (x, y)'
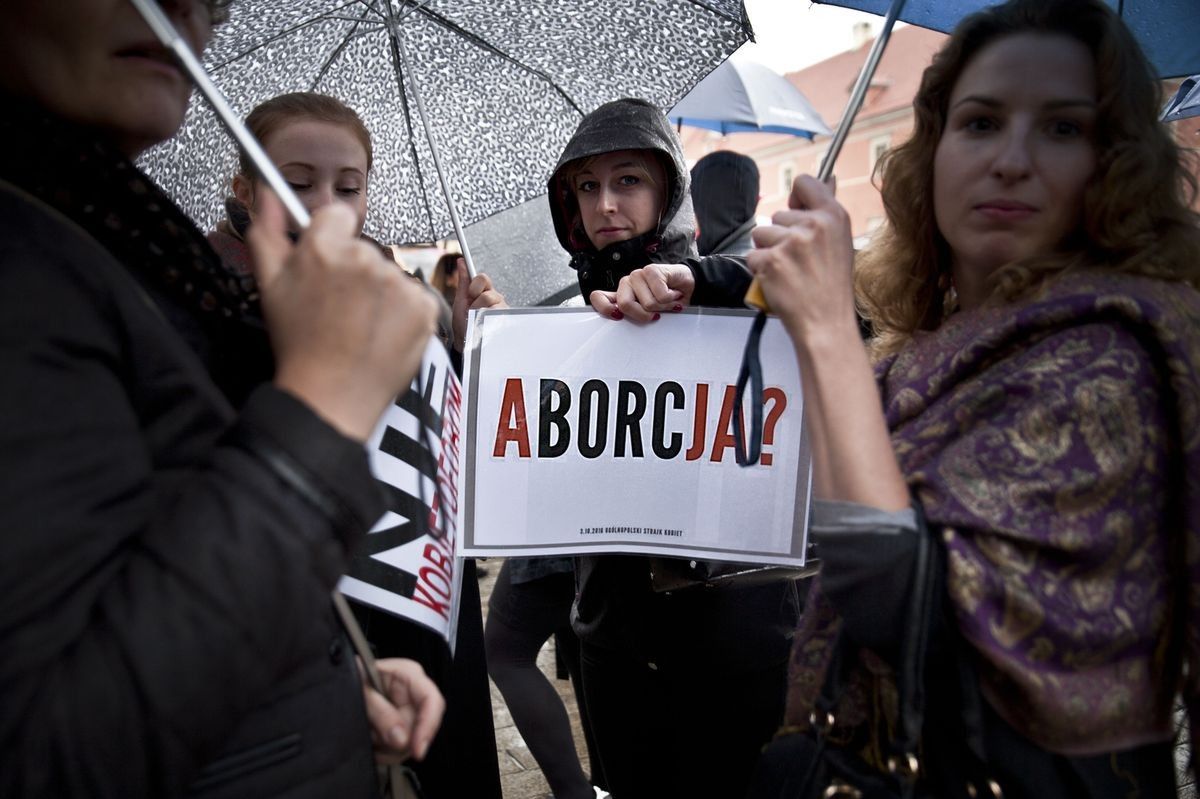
top-left (856, 0), bottom-right (1200, 356)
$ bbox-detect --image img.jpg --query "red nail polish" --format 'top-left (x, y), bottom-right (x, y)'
top-left (652, 313), bottom-right (661, 321)
top-left (611, 310), bottom-right (624, 320)
top-left (672, 304), bottom-right (683, 312)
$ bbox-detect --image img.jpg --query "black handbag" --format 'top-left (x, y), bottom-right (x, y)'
top-left (746, 513), bottom-right (953, 799)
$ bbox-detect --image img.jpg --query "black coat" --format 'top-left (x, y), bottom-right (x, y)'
top-left (0, 182), bottom-right (381, 797)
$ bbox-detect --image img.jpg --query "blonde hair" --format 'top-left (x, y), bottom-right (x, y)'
top-left (855, 0), bottom-right (1200, 357)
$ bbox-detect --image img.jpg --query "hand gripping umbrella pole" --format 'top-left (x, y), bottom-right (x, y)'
top-left (743, 0), bottom-right (907, 313)
top-left (734, 0), bottom-right (906, 467)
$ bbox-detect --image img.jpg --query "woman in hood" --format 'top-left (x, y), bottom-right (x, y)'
top-left (549, 97), bottom-right (753, 316)
top-left (539, 97), bottom-right (802, 799)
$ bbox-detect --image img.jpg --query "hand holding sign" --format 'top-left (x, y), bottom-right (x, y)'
top-left (451, 258), bottom-right (507, 352)
top-left (746, 175), bottom-right (856, 344)
top-left (589, 263), bottom-right (693, 322)
top-left (250, 192), bottom-right (439, 441)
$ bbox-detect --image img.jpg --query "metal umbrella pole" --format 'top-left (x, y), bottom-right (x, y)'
top-left (815, 0), bottom-right (907, 183)
top-left (744, 0), bottom-right (907, 311)
top-left (733, 0), bottom-right (907, 468)
top-left (129, 0), bottom-right (312, 231)
top-left (383, 2), bottom-right (479, 278)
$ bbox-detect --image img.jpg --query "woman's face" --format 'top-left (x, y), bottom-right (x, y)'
top-left (933, 33), bottom-right (1097, 285)
top-left (237, 119), bottom-right (371, 236)
top-left (571, 150), bottom-right (666, 250)
top-left (0, 1), bottom-right (214, 158)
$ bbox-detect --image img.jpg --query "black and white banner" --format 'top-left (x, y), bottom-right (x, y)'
top-left (339, 338), bottom-right (464, 650)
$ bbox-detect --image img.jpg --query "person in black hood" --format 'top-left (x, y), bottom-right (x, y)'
top-left (549, 97), bottom-right (751, 316)
top-left (546, 98), bottom-right (801, 799)
top-left (691, 150), bottom-right (760, 257)
top-left (206, 90), bottom-right (506, 799)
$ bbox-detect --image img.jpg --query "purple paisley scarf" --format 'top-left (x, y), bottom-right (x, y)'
top-left (785, 271), bottom-right (1200, 765)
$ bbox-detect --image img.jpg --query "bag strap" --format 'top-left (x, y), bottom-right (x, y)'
top-left (333, 592), bottom-right (426, 799)
top-left (890, 504), bottom-right (939, 771)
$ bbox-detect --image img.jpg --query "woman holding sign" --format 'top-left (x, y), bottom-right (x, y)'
top-left (745, 0), bottom-right (1200, 793)
top-left (0, 1), bottom-right (447, 796)
top-left (542, 97), bottom-right (803, 799)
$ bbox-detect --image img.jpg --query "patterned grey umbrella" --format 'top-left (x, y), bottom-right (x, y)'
top-left (140, 0), bottom-right (752, 251)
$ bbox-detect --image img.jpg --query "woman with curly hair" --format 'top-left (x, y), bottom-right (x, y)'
top-left (746, 0), bottom-right (1200, 794)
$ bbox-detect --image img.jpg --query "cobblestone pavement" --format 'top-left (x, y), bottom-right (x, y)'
top-left (478, 560), bottom-right (595, 799)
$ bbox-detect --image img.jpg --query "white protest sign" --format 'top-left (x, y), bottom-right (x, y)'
top-left (459, 307), bottom-right (810, 566)
top-left (338, 336), bottom-right (464, 651)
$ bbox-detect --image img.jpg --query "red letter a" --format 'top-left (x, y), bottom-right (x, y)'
top-left (493, 378), bottom-right (531, 458)
top-left (709, 385), bottom-right (745, 463)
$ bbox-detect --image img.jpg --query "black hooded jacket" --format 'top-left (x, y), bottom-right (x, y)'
top-left (548, 98), bottom-right (751, 304)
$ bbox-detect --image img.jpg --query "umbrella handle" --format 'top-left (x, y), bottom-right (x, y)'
top-left (744, 0), bottom-right (907, 313)
top-left (128, 0), bottom-right (312, 231)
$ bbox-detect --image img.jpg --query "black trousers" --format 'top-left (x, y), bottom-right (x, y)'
top-left (580, 638), bottom-right (788, 799)
top-left (485, 561), bottom-right (607, 798)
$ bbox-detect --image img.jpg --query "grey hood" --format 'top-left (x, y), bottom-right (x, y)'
top-left (548, 98), bottom-right (699, 296)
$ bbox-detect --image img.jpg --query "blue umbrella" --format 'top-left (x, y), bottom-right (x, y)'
top-left (814, 0), bottom-right (1200, 79)
top-left (669, 59), bottom-right (832, 138)
top-left (1162, 76), bottom-right (1200, 122)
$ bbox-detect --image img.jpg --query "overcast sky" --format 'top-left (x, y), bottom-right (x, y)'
top-left (736, 0), bottom-right (898, 74)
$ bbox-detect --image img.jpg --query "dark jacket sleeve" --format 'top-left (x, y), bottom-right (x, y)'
top-left (811, 500), bottom-right (921, 659)
top-left (0, 206), bottom-right (383, 797)
top-left (684, 253), bottom-right (752, 308)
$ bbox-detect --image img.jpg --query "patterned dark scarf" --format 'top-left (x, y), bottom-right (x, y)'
top-left (0, 98), bottom-right (272, 399)
top-left (785, 271), bottom-right (1200, 764)
top-left (0, 99), bottom-right (260, 333)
